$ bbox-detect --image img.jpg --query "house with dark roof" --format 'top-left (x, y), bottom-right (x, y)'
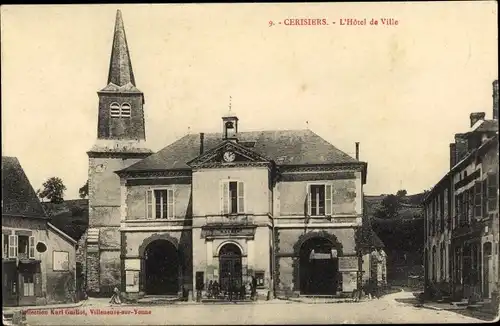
top-left (84, 10), bottom-right (375, 301)
top-left (2, 157), bottom-right (77, 307)
top-left (422, 80), bottom-right (499, 304)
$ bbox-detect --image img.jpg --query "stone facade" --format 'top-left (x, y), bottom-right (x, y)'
top-left (2, 157), bottom-right (77, 307)
top-left (424, 81), bottom-right (499, 301)
top-left (85, 10), bottom-right (377, 300)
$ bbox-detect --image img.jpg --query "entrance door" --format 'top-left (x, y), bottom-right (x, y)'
top-left (144, 240), bottom-right (179, 295)
top-left (483, 242), bottom-right (492, 298)
top-left (18, 263), bottom-right (38, 306)
top-left (2, 261), bottom-right (18, 307)
top-left (219, 243), bottom-right (242, 293)
top-left (299, 237), bottom-right (338, 295)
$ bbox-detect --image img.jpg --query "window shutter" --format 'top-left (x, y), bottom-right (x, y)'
top-left (238, 182), bottom-right (245, 213)
top-left (487, 172), bottom-right (498, 212)
top-left (482, 180), bottom-right (487, 217)
top-left (2, 233), bottom-right (4, 258)
top-left (473, 182), bottom-right (481, 218)
top-left (307, 185), bottom-right (312, 216)
top-left (467, 188), bottom-right (473, 222)
top-left (146, 190), bottom-right (153, 219)
top-left (29, 236), bottom-right (35, 259)
top-left (222, 181), bottom-right (229, 214)
top-left (325, 184), bottom-right (332, 216)
top-left (8, 235), bottom-right (17, 258)
top-left (167, 189), bottom-right (174, 218)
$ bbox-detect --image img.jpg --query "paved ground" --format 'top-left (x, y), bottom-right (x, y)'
top-left (24, 290), bottom-right (488, 325)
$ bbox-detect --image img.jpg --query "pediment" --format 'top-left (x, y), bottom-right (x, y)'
top-left (187, 140), bottom-right (270, 168)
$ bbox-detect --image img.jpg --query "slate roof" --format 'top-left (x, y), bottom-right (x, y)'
top-left (2, 156), bottom-right (48, 219)
top-left (472, 119), bottom-right (498, 133)
top-left (100, 82), bottom-right (142, 93)
top-left (121, 129), bottom-right (359, 172)
top-left (106, 10), bottom-right (136, 88)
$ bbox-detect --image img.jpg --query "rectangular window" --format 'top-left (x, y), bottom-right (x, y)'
top-left (18, 235), bottom-right (29, 259)
top-left (463, 190), bottom-right (469, 223)
top-left (23, 274), bottom-right (35, 296)
top-left (436, 196), bottom-right (441, 233)
top-left (482, 180), bottom-right (488, 217)
top-left (145, 189), bottom-right (174, 219)
top-left (474, 182), bottom-right (482, 217)
top-left (221, 181), bottom-right (244, 214)
top-left (307, 184), bottom-right (334, 216)
top-left (2, 234), bottom-right (8, 258)
top-left (8, 235), bottom-right (18, 258)
top-left (487, 172), bottom-right (498, 212)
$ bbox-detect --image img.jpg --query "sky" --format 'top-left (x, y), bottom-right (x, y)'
top-left (1, 3), bottom-right (498, 200)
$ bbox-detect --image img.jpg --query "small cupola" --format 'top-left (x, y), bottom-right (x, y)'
top-left (222, 96), bottom-right (239, 141)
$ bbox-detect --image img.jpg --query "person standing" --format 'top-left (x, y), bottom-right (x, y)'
top-left (109, 287), bottom-right (122, 305)
top-left (251, 275), bottom-right (258, 301)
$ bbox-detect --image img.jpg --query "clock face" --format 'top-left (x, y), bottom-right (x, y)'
top-left (223, 151), bottom-right (236, 162)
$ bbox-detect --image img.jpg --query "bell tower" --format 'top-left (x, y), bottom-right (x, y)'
top-left (97, 9), bottom-right (145, 141)
top-left (222, 96), bottom-right (239, 141)
top-left (85, 10), bottom-right (152, 296)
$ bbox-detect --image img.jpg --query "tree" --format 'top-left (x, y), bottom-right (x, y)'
top-left (79, 181), bottom-right (89, 199)
top-left (37, 177), bottom-right (66, 203)
top-left (396, 189), bottom-right (407, 197)
top-left (374, 194), bottom-right (401, 219)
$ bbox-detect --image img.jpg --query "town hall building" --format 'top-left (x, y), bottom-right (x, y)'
top-left (82, 10), bottom-right (379, 301)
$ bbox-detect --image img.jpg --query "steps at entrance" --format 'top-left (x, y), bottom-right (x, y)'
top-left (451, 299), bottom-right (469, 307)
top-left (201, 299), bottom-right (254, 304)
top-left (137, 295), bottom-right (180, 305)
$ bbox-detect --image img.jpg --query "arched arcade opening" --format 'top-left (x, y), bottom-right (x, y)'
top-left (299, 237), bottom-right (339, 295)
top-left (143, 239), bottom-right (179, 295)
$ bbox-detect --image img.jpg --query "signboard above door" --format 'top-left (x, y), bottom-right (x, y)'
top-left (201, 225), bottom-right (256, 240)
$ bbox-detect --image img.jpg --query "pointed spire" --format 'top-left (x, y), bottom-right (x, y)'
top-left (107, 10), bottom-right (136, 87)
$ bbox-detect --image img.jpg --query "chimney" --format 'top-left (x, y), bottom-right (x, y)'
top-left (469, 112), bottom-right (485, 127)
top-left (355, 142), bottom-right (360, 160)
top-left (199, 133), bottom-right (204, 155)
top-left (493, 80), bottom-right (498, 120)
top-left (454, 133), bottom-right (468, 163)
top-left (449, 143), bottom-right (457, 169)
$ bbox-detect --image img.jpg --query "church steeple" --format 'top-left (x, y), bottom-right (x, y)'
top-left (107, 9), bottom-right (136, 87)
top-left (96, 10), bottom-right (146, 141)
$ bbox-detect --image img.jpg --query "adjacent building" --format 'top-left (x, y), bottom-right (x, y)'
top-left (84, 10), bottom-right (381, 301)
top-left (423, 80), bottom-right (499, 302)
top-left (2, 157), bottom-right (77, 306)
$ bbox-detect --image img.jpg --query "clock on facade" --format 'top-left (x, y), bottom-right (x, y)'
top-left (223, 151), bottom-right (236, 162)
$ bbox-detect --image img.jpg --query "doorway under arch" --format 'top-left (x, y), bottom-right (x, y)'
top-left (144, 240), bottom-right (179, 295)
top-left (299, 237), bottom-right (339, 295)
top-left (218, 243), bottom-right (243, 293)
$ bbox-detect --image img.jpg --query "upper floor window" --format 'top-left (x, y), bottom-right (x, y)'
top-left (487, 172), bottom-right (498, 212)
top-left (146, 189), bottom-right (174, 219)
top-left (110, 102), bottom-right (131, 118)
top-left (4, 234), bottom-right (35, 259)
top-left (308, 184), bottom-right (333, 216)
top-left (221, 181), bottom-right (245, 214)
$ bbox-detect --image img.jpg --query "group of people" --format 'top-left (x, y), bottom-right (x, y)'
top-left (110, 276), bottom-right (260, 304)
top-left (207, 276), bottom-right (258, 301)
